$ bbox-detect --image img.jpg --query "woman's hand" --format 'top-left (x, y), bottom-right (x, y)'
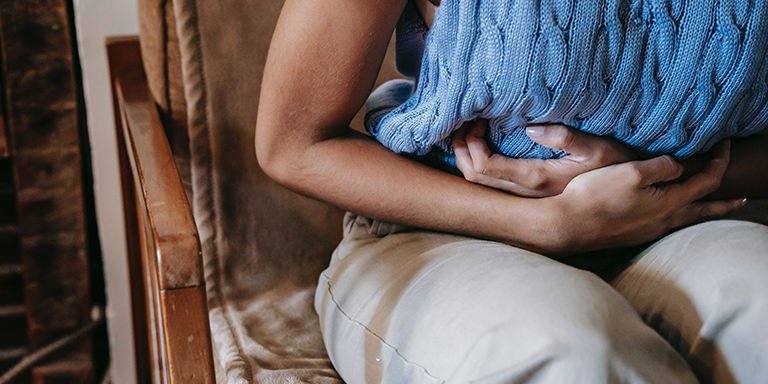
top-left (453, 120), bottom-right (637, 197)
top-left (546, 140), bottom-right (746, 254)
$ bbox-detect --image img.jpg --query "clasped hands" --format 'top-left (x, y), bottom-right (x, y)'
top-left (453, 119), bottom-right (638, 198)
top-left (453, 119), bottom-right (745, 251)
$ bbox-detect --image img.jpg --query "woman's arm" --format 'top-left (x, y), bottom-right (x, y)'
top-left (255, 0), bottom-right (743, 255)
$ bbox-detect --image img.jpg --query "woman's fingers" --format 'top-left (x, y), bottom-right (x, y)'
top-left (454, 121), bottom-right (530, 191)
top-left (463, 119), bottom-right (513, 178)
top-left (462, 121), bottom-right (545, 184)
top-left (454, 123), bottom-right (532, 195)
top-left (454, 121), bottom-right (504, 182)
top-left (666, 140), bottom-right (731, 202)
top-left (465, 119), bottom-right (492, 164)
top-left (526, 124), bottom-right (636, 164)
top-left (454, 120), bottom-right (631, 196)
top-left (464, 120), bottom-right (523, 180)
top-left (453, 121), bottom-right (476, 177)
top-left (628, 155), bottom-right (685, 186)
top-left (644, 141), bottom-right (738, 229)
top-left (526, 125), bottom-right (578, 152)
top-left (668, 198), bottom-right (746, 229)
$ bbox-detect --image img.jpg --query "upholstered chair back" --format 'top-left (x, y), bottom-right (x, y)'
top-left (137, 0), bottom-right (400, 381)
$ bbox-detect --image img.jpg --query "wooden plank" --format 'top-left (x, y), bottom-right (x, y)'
top-left (109, 37), bottom-right (213, 383)
top-left (16, 189), bottom-right (86, 237)
top-left (0, 0), bottom-right (81, 152)
top-left (109, 38), bottom-right (152, 384)
top-left (22, 234), bottom-right (89, 343)
top-left (136, 194), bottom-right (167, 384)
top-left (160, 287), bottom-right (215, 384)
top-left (110, 40), bottom-right (203, 291)
top-left (0, 0), bottom-right (91, 358)
top-left (0, 116), bottom-right (7, 158)
top-left (32, 357), bottom-right (94, 384)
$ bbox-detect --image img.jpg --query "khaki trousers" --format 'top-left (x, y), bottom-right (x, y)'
top-left (316, 214), bottom-right (768, 383)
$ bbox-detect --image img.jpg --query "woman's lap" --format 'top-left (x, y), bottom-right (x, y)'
top-left (611, 220), bottom-right (768, 383)
top-left (315, 214), bottom-right (768, 383)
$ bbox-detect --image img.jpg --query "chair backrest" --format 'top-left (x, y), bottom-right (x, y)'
top-left (137, 0), bottom-right (400, 381)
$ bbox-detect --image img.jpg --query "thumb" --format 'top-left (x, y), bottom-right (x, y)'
top-left (629, 155), bottom-right (685, 186)
top-left (526, 124), bottom-right (595, 157)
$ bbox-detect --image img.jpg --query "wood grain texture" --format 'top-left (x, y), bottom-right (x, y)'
top-left (109, 38), bottom-right (214, 384)
top-left (109, 37), bottom-right (152, 384)
top-left (114, 54), bottom-right (203, 291)
top-left (0, 116), bottom-right (7, 158)
top-left (0, 0), bottom-right (91, 363)
top-left (160, 287), bottom-right (215, 384)
top-left (31, 357), bottom-right (94, 384)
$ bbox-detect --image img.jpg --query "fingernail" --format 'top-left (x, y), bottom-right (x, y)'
top-left (741, 198), bottom-right (748, 206)
top-left (526, 125), bottom-right (546, 139)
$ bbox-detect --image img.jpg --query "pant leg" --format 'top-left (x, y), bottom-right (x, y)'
top-left (611, 220), bottom-right (768, 384)
top-left (315, 214), bottom-right (698, 384)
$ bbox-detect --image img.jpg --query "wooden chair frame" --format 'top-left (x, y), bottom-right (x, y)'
top-left (108, 37), bottom-right (215, 384)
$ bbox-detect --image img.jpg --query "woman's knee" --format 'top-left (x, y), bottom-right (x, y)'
top-left (446, 269), bottom-right (695, 383)
top-left (612, 220), bottom-right (768, 383)
top-left (613, 220), bottom-right (768, 319)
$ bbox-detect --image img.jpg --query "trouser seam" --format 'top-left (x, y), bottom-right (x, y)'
top-left (321, 274), bottom-right (445, 383)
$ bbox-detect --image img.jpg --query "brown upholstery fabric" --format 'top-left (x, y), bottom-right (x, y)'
top-left (138, 0), bottom-right (192, 202)
top-left (162, 0), bottom-right (401, 382)
top-left (138, 1), bottom-right (768, 382)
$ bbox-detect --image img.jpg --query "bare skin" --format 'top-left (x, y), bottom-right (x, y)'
top-left (255, 0), bottom-right (757, 256)
top-left (453, 118), bottom-right (768, 199)
top-left (453, 120), bottom-right (638, 197)
top-left (417, 0), bottom-right (439, 26)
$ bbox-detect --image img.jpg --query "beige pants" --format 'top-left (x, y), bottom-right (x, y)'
top-left (315, 214), bottom-right (768, 383)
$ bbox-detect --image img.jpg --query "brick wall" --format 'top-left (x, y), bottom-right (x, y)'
top-left (0, 0), bottom-right (94, 382)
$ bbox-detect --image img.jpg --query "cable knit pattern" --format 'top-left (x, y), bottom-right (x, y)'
top-left (367, 0), bottom-right (768, 171)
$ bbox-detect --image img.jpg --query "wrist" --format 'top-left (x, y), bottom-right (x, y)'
top-left (495, 196), bottom-right (578, 256)
top-left (534, 195), bottom-right (595, 256)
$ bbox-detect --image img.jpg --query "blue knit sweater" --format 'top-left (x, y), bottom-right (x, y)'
top-left (366, 0), bottom-right (768, 172)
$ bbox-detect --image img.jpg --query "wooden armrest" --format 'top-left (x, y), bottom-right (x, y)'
top-left (108, 37), bottom-right (202, 291)
top-left (108, 37), bottom-right (214, 384)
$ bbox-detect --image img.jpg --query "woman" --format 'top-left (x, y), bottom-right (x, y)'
top-left (255, 0), bottom-right (768, 382)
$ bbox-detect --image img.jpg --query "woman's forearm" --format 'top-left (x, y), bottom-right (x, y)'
top-left (256, 0), bottom-right (568, 253)
top-left (259, 129), bottom-right (563, 254)
top-left (258, 126), bottom-right (742, 256)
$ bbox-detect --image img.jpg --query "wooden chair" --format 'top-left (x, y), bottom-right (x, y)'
top-left (108, 0), bottom-right (400, 381)
top-left (108, 1), bottom-right (768, 382)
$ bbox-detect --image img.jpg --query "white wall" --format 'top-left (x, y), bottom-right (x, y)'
top-left (72, 1), bottom-right (138, 383)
